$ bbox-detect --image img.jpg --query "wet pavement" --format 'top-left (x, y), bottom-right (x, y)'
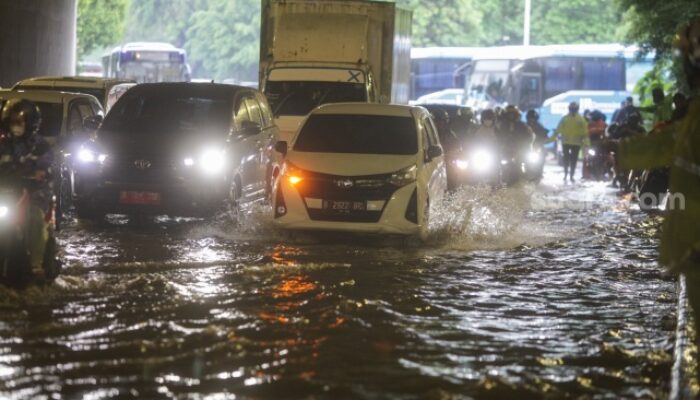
top-left (0, 164), bottom-right (677, 399)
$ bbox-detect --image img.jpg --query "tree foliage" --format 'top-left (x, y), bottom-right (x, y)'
top-left (616, 0), bottom-right (700, 57)
top-left (115, 0), bottom-right (626, 81)
top-left (395, 0), bottom-right (481, 47)
top-left (77, 0), bottom-right (128, 58)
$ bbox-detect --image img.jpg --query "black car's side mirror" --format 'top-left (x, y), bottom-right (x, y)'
top-left (274, 141), bottom-right (288, 156)
top-left (240, 120), bottom-right (262, 136)
top-left (427, 145), bottom-right (443, 160)
top-left (83, 115), bottom-right (103, 131)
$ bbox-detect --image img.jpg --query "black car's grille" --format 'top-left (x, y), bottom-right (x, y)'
top-left (102, 157), bottom-right (180, 183)
top-left (296, 170), bottom-right (399, 223)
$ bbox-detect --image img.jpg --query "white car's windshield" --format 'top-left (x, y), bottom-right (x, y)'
top-left (294, 114), bottom-right (417, 155)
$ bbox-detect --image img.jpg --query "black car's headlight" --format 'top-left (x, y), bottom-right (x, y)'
top-left (183, 148), bottom-right (226, 175)
top-left (77, 147), bottom-right (107, 165)
top-left (387, 165), bottom-right (417, 187)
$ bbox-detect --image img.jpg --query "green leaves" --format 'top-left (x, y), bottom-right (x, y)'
top-left (77, 0), bottom-right (128, 58)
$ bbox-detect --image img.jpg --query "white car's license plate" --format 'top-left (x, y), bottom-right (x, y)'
top-left (323, 200), bottom-right (366, 211)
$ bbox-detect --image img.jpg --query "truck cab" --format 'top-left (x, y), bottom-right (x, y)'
top-left (263, 63), bottom-right (377, 143)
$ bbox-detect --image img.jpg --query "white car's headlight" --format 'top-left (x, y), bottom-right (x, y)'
top-left (470, 150), bottom-right (494, 172)
top-left (588, 149), bottom-right (596, 157)
top-left (527, 151), bottom-right (541, 164)
top-left (200, 149), bottom-right (226, 174)
top-left (78, 147), bottom-right (107, 164)
top-left (0, 205), bottom-right (9, 219)
top-left (387, 165), bottom-right (417, 187)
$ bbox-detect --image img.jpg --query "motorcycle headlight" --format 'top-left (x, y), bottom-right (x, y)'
top-left (527, 151), bottom-right (541, 164)
top-left (78, 147), bottom-right (107, 164)
top-left (0, 205), bottom-right (8, 219)
top-left (470, 150), bottom-right (494, 172)
top-left (200, 149), bottom-right (226, 174)
top-left (387, 165), bottom-right (417, 187)
top-left (456, 160), bottom-right (469, 170)
top-left (588, 149), bottom-right (596, 157)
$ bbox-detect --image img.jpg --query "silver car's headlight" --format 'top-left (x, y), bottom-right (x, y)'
top-left (387, 165), bottom-right (417, 187)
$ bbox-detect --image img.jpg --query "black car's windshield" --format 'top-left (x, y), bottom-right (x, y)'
top-left (101, 90), bottom-right (233, 136)
top-left (265, 81), bottom-right (366, 117)
top-left (294, 114), bottom-right (418, 155)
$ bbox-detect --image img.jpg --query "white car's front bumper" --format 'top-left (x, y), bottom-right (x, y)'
top-left (273, 179), bottom-right (423, 236)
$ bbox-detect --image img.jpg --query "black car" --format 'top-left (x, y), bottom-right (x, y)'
top-left (72, 83), bottom-right (279, 219)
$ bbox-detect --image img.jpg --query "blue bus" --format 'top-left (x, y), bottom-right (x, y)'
top-left (410, 47), bottom-right (483, 100)
top-left (463, 44), bottom-right (654, 130)
top-left (102, 42), bottom-right (191, 84)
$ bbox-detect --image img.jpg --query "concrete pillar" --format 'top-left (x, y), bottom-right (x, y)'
top-left (0, 0), bottom-right (77, 88)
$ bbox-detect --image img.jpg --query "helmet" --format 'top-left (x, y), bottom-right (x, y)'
top-left (526, 109), bottom-right (539, 121)
top-left (480, 109), bottom-right (496, 122)
top-left (1, 99), bottom-right (42, 138)
top-left (675, 17), bottom-right (700, 87)
top-left (504, 104), bottom-right (521, 120)
top-left (430, 109), bottom-right (450, 125)
top-left (568, 102), bottom-right (580, 113)
top-left (456, 107), bottom-right (474, 122)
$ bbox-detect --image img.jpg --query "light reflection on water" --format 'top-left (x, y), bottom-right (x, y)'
top-left (0, 166), bottom-right (676, 398)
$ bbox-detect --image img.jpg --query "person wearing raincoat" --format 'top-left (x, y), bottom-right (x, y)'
top-left (617, 17), bottom-right (700, 328)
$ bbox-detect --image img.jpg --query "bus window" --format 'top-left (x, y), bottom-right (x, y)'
top-left (581, 59), bottom-right (625, 91)
top-left (543, 59), bottom-right (577, 98)
top-left (468, 60), bottom-right (509, 103)
top-left (519, 74), bottom-right (541, 110)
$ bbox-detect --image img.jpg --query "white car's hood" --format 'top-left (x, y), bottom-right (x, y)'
top-left (286, 152), bottom-right (417, 176)
top-left (274, 116), bottom-right (306, 143)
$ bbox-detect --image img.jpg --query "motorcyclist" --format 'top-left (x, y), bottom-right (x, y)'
top-left (0, 99), bottom-right (54, 281)
top-left (615, 18), bottom-right (700, 340)
top-left (450, 107), bottom-right (475, 144)
top-left (430, 109), bottom-right (462, 190)
top-left (526, 109), bottom-right (549, 148)
top-left (470, 109), bottom-right (499, 148)
top-left (497, 105), bottom-right (534, 156)
top-left (554, 102), bottom-right (589, 182)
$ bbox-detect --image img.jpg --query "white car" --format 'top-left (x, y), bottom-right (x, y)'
top-left (413, 88), bottom-right (465, 106)
top-left (12, 76), bottom-right (134, 110)
top-left (272, 103), bottom-right (447, 239)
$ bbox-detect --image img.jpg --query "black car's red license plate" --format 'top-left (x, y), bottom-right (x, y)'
top-left (119, 191), bottom-right (161, 205)
top-left (323, 200), bottom-right (366, 211)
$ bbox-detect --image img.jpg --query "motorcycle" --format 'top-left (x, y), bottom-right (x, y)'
top-left (524, 147), bottom-right (545, 183)
top-left (452, 145), bottom-right (502, 187)
top-left (0, 177), bottom-right (61, 288)
top-left (583, 146), bottom-right (614, 181)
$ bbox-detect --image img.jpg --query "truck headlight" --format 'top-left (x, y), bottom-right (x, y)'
top-left (387, 165), bottom-right (417, 187)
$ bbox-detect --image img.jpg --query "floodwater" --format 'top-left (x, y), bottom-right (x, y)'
top-left (0, 165), bottom-right (676, 399)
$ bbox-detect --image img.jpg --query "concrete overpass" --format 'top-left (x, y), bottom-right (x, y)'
top-left (0, 0), bottom-right (77, 88)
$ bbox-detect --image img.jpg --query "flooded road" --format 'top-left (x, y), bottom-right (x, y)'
top-left (0, 165), bottom-right (676, 399)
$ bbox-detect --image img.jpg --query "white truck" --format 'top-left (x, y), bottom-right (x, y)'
top-left (259, 0), bottom-right (412, 143)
